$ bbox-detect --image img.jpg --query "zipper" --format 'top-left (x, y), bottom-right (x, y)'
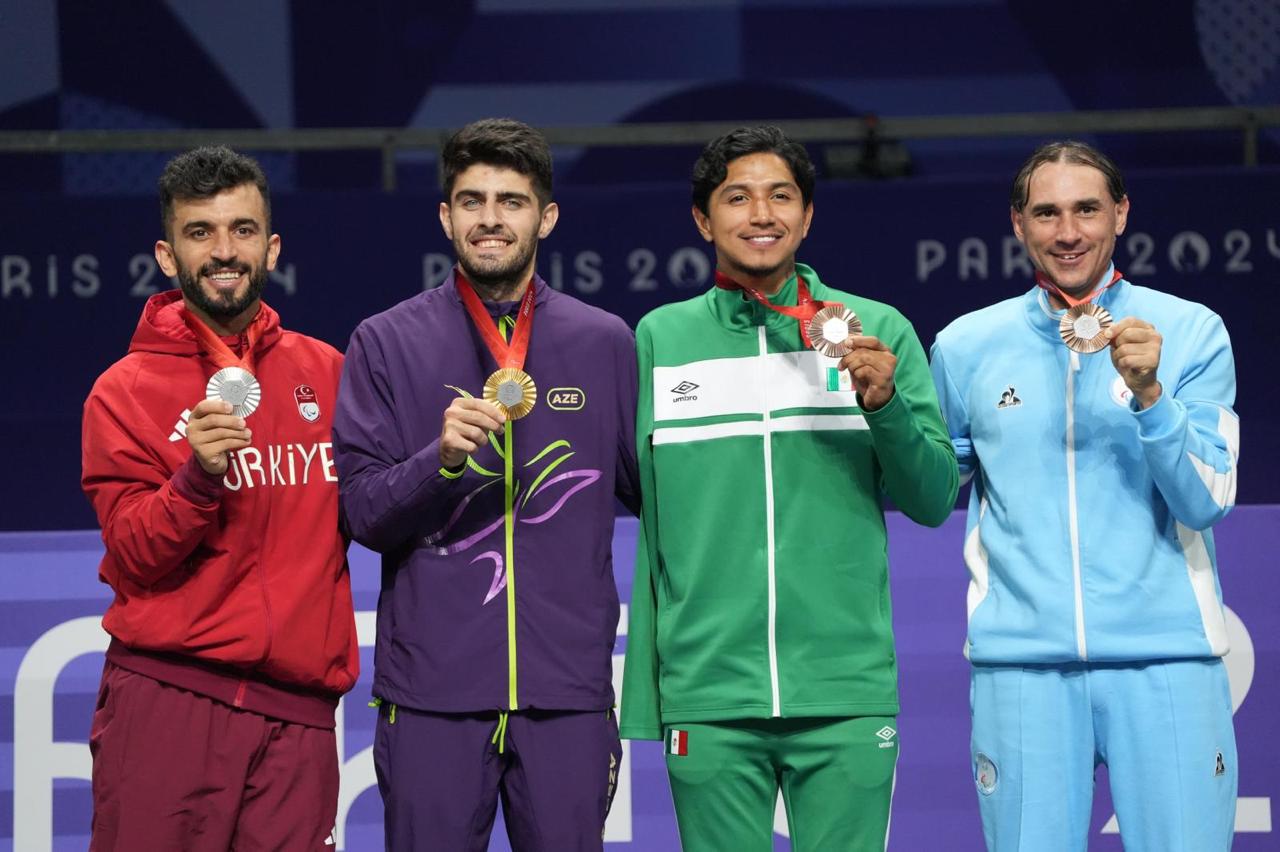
top-left (505, 406), bottom-right (518, 709)
top-left (1064, 350), bottom-right (1088, 660)
top-left (758, 325), bottom-right (782, 716)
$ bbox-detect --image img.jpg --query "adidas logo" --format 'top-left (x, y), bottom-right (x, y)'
top-left (167, 409), bottom-right (193, 442)
top-left (670, 380), bottom-right (699, 403)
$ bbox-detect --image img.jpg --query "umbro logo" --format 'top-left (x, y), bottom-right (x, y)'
top-left (671, 380), bottom-right (699, 403)
top-left (876, 725), bottom-right (897, 749)
top-left (996, 387), bottom-right (1021, 409)
top-left (168, 408), bottom-right (193, 442)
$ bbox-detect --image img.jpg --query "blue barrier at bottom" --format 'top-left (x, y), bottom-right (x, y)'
top-left (1, 508), bottom-right (1276, 850)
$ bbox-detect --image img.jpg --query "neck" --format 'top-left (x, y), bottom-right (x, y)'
top-left (185, 299), bottom-right (260, 336)
top-left (724, 261), bottom-right (794, 298)
top-left (471, 278), bottom-right (530, 303)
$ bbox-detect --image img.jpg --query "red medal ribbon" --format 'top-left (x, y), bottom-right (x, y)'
top-left (455, 270), bottom-right (536, 372)
top-left (1036, 268), bottom-right (1123, 309)
top-left (182, 308), bottom-right (261, 373)
top-left (714, 270), bottom-right (842, 348)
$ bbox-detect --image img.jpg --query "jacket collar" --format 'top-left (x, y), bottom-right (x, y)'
top-left (707, 262), bottom-right (820, 334)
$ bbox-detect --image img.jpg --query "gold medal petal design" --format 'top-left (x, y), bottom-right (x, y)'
top-left (484, 368), bottom-right (537, 420)
top-left (206, 366), bottom-right (262, 418)
top-left (807, 306), bottom-right (863, 358)
top-left (1059, 304), bottom-right (1113, 354)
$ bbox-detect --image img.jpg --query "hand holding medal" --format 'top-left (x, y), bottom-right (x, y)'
top-left (185, 397), bottom-right (253, 476)
top-left (1104, 316), bottom-right (1164, 409)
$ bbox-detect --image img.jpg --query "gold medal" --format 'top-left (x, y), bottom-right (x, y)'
top-left (807, 305), bottom-right (863, 358)
top-left (484, 368), bottom-right (537, 420)
top-left (206, 366), bottom-right (262, 418)
top-left (1059, 303), bottom-right (1113, 354)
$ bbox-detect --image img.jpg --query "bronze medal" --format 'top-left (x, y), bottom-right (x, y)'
top-left (807, 305), bottom-right (863, 358)
top-left (484, 368), bottom-right (537, 420)
top-left (1059, 303), bottom-right (1113, 354)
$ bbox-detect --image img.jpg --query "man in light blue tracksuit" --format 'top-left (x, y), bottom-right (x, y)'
top-left (930, 141), bottom-right (1239, 851)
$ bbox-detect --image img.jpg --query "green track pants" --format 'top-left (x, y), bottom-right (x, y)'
top-left (664, 716), bottom-right (899, 852)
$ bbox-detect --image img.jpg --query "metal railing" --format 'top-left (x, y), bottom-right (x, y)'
top-left (2, 105), bottom-right (1277, 191)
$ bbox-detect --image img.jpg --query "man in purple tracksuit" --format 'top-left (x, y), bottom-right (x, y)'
top-left (333, 119), bottom-right (639, 850)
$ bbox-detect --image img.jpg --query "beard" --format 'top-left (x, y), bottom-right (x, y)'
top-left (176, 255), bottom-right (268, 321)
top-left (723, 253), bottom-right (791, 285)
top-left (454, 227), bottom-right (538, 296)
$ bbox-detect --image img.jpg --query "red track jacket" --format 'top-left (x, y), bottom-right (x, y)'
top-left (82, 292), bottom-right (357, 724)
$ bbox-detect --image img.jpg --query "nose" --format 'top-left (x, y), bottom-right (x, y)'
top-left (210, 229), bottom-right (236, 261)
top-left (749, 197), bottom-right (775, 225)
top-left (479, 201), bottom-right (501, 227)
top-left (1056, 213), bottom-right (1081, 244)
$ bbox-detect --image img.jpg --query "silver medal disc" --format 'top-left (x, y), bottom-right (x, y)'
top-left (206, 366), bottom-right (262, 417)
top-left (496, 379), bottom-right (525, 408)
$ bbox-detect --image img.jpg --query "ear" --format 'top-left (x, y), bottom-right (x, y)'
top-left (537, 201), bottom-right (560, 239)
top-left (801, 201), bottom-right (814, 239)
top-left (438, 201), bottom-right (454, 240)
top-left (265, 233), bottom-right (281, 272)
top-left (691, 206), bottom-right (713, 243)
top-left (155, 239), bottom-right (178, 277)
top-left (1114, 195), bottom-right (1130, 236)
top-left (1010, 207), bottom-right (1026, 244)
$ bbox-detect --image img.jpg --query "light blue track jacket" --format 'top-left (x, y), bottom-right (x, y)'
top-left (929, 268), bottom-right (1239, 664)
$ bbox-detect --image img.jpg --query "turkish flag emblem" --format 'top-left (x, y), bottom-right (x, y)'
top-left (294, 385), bottom-right (320, 423)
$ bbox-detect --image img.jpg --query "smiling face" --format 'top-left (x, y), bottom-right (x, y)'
top-left (1012, 160), bottom-right (1129, 300)
top-left (692, 151), bottom-right (813, 295)
top-left (154, 182), bottom-right (280, 332)
top-left (439, 164), bottom-right (559, 298)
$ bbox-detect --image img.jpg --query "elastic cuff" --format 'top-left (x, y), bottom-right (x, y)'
top-left (172, 453), bottom-right (223, 505)
top-left (1133, 390), bottom-right (1179, 440)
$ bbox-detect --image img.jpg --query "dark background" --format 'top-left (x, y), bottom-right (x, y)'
top-left (2, 0), bottom-right (1277, 529)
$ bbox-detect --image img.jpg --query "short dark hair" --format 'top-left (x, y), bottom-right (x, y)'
top-left (159, 146), bottom-right (271, 239)
top-left (691, 126), bottom-right (816, 215)
top-left (441, 118), bottom-right (554, 208)
top-left (1010, 140), bottom-right (1126, 212)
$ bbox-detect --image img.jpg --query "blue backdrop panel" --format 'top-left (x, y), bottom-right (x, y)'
top-left (0, 507), bottom-right (1276, 850)
top-left (3, 167), bottom-right (1277, 529)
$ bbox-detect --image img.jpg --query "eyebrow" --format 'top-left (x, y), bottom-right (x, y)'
top-left (181, 217), bottom-right (260, 233)
top-left (719, 181), bottom-right (798, 196)
top-left (454, 188), bottom-right (532, 203)
top-left (1029, 198), bottom-right (1103, 215)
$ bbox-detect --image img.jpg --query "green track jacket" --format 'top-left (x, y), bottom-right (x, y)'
top-left (620, 264), bottom-right (958, 740)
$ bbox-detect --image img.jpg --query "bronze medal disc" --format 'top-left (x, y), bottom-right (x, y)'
top-left (205, 366), bottom-right (262, 418)
top-left (484, 368), bottom-right (537, 420)
top-left (1059, 303), bottom-right (1113, 354)
top-left (807, 306), bottom-right (863, 358)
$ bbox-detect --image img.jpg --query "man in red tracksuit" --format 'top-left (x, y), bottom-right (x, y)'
top-left (80, 146), bottom-right (359, 851)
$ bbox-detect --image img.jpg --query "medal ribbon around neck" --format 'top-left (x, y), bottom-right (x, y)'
top-left (455, 271), bottom-right (539, 420)
top-left (714, 270), bottom-right (855, 353)
top-left (184, 308), bottom-right (264, 417)
top-left (1035, 267), bottom-right (1123, 309)
top-left (1038, 268), bottom-right (1124, 354)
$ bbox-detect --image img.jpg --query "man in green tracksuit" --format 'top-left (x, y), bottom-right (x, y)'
top-left (620, 126), bottom-right (959, 851)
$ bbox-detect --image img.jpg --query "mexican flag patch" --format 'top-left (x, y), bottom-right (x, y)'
top-left (668, 729), bottom-right (688, 756)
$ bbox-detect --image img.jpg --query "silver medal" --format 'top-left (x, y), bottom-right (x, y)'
top-left (206, 366), bottom-right (262, 418)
